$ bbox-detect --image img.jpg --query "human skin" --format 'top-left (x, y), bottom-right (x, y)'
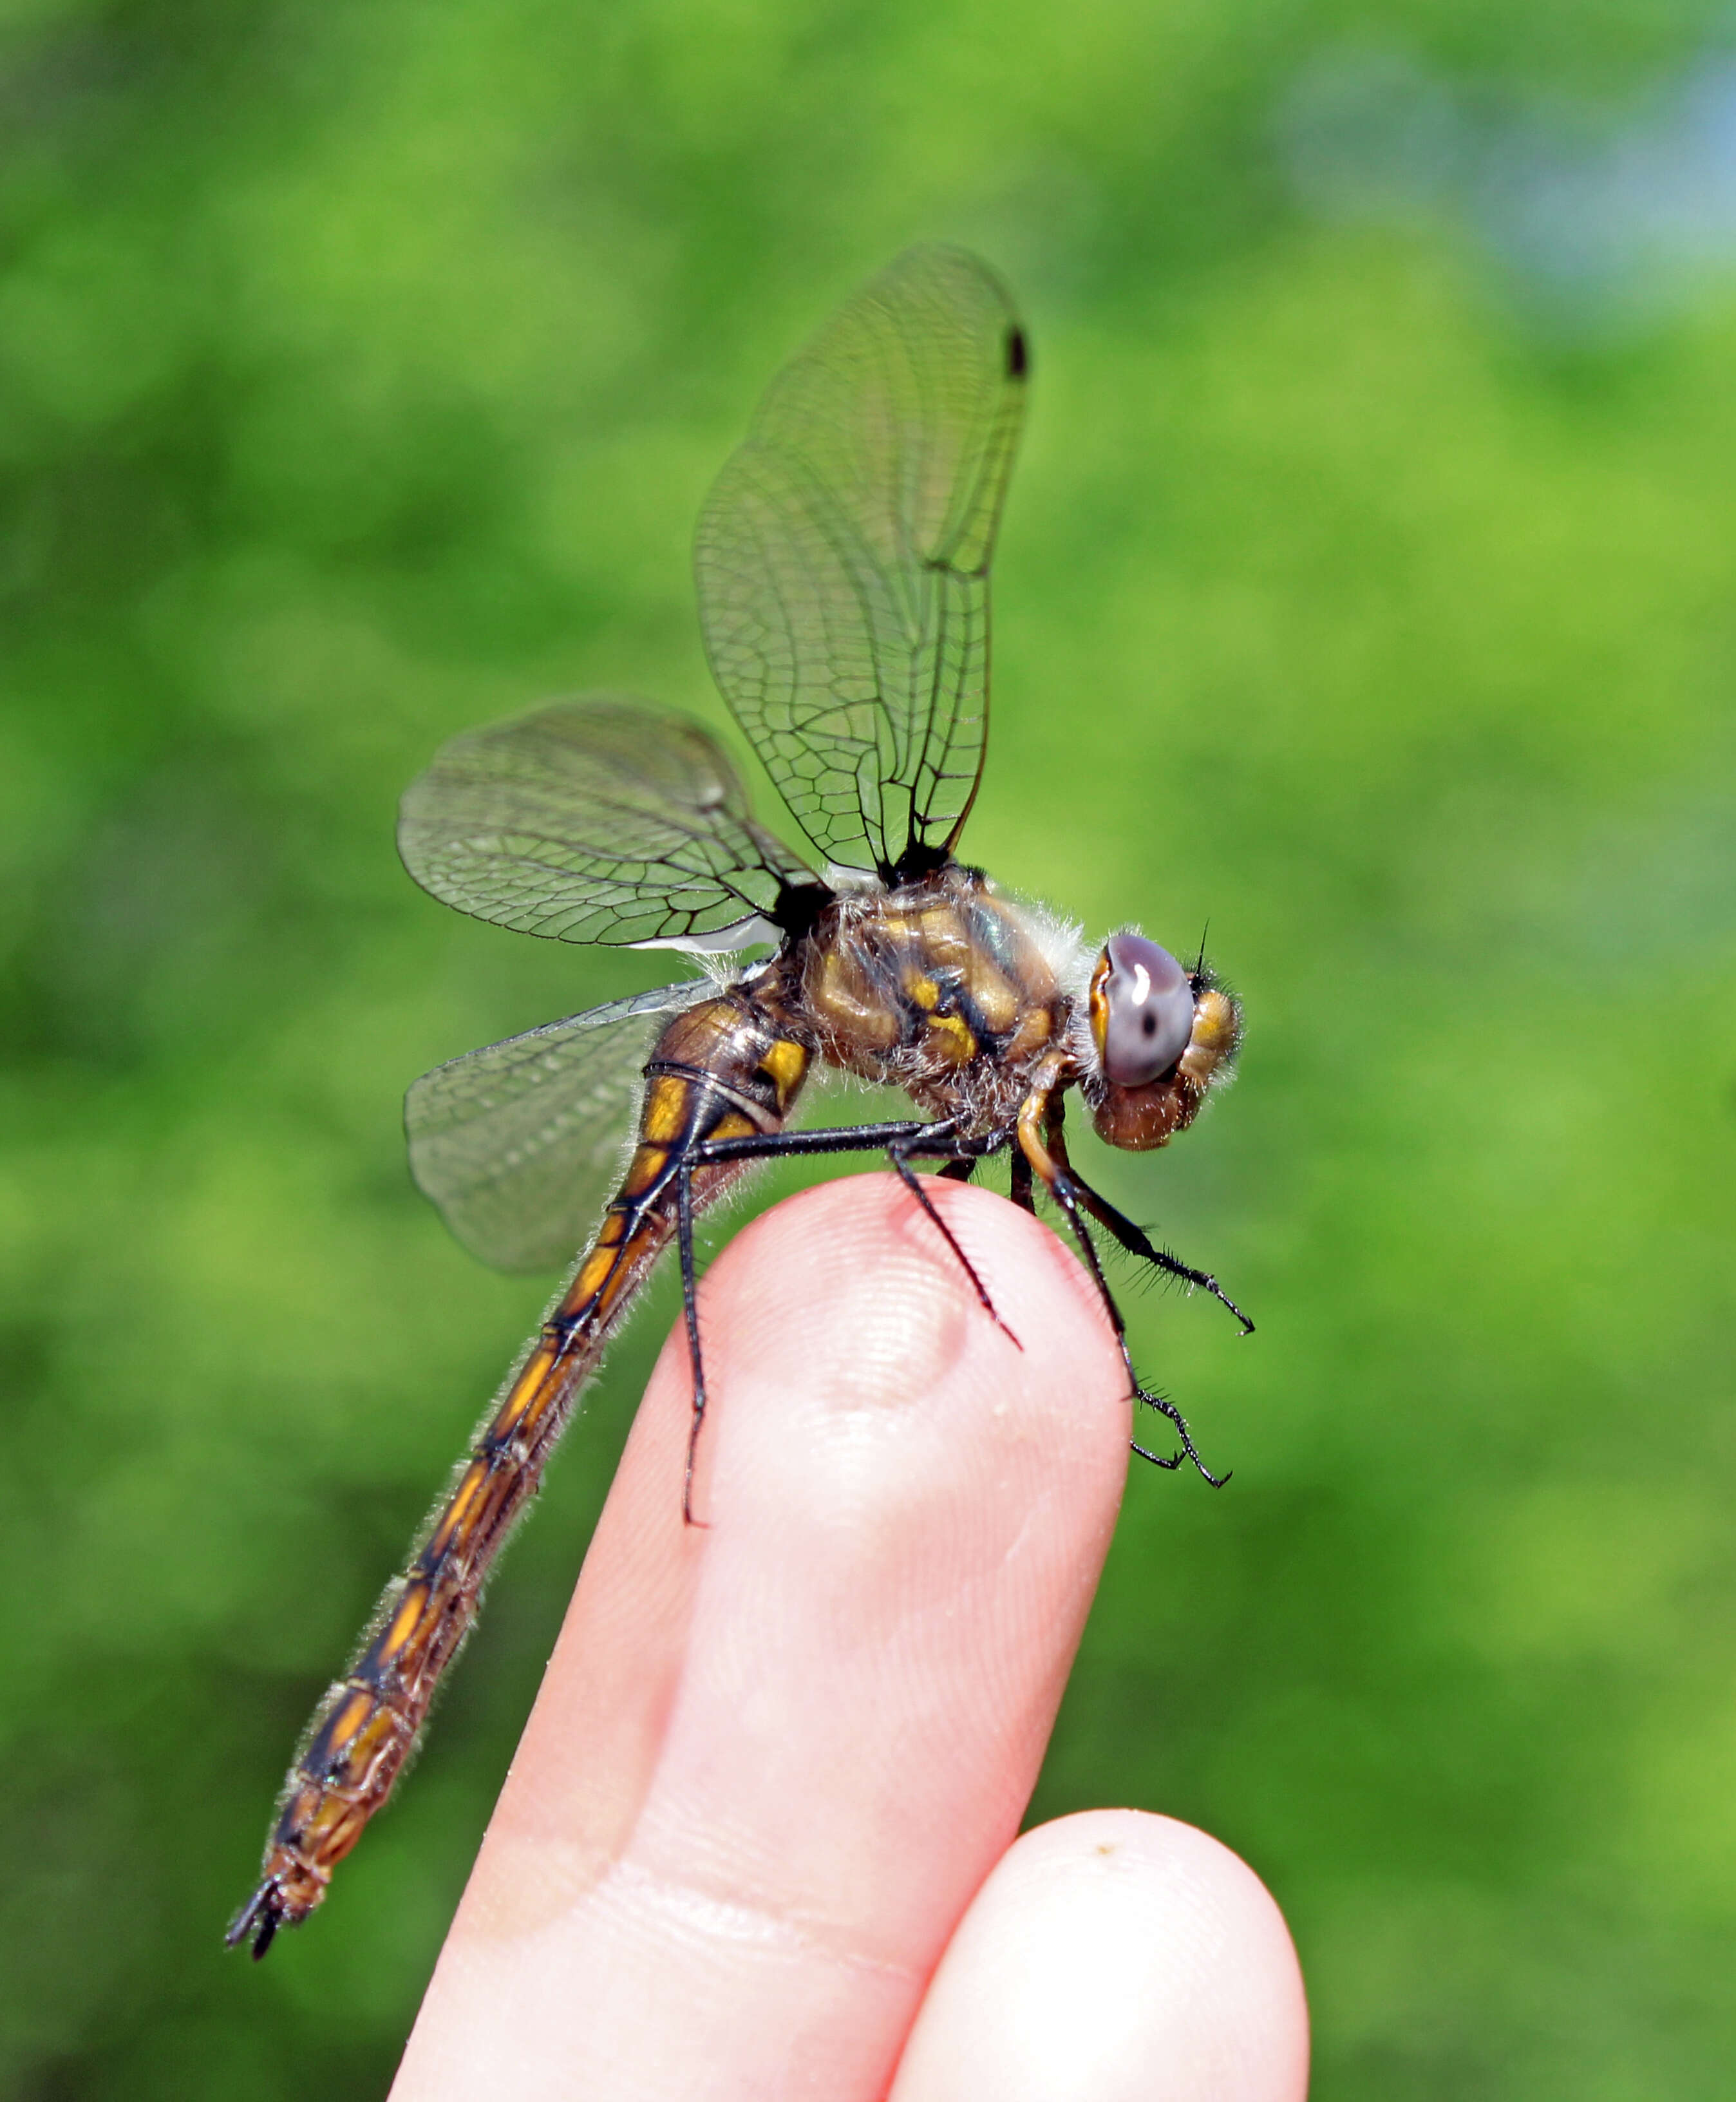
top-left (390, 1173), bottom-right (1309, 2101)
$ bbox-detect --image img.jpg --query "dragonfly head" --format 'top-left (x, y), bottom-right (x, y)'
top-left (1085, 932), bottom-right (1241, 1151)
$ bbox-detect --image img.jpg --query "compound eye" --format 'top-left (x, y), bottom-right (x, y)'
top-left (1093, 933), bottom-right (1193, 1087)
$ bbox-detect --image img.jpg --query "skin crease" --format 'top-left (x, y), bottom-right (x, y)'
top-left (388, 1174), bottom-right (1309, 2102)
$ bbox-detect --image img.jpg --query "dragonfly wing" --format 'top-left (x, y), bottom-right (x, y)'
top-left (399, 694), bottom-right (822, 949)
top-left (695, 245), bottom-right (1028, 882)
top-left (405, 983), bottom-right (701, 1273)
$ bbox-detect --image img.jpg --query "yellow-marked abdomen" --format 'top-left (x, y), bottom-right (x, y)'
top-left (229, 992), bottom-right (809, 1956)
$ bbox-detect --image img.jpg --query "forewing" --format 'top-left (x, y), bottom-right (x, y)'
top-left (399, 694), bottom-right (818, 948)
top-left (406, 983), bottom-right (699, 1273)
top-left (695, 245), bottom-right (1028, 881)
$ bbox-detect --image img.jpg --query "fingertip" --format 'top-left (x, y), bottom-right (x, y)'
top-left (891, 1810), bottom-right (1310, 2102)
top-left (655, 1175), bottom-right (1137, 1915)
top-left (401, 1175), bottom-right (1147, 2099)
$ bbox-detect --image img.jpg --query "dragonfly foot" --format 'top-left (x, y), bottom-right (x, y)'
top-left (1133, 1388), bottom-right (1230, 1488)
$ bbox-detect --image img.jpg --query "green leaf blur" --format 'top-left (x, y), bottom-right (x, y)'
top-left (3, 1), bottom-right (1733, 2094)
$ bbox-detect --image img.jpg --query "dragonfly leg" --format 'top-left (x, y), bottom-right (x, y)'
top-left (672, 1119), bottom-right (981, 1515)
top-left (1009, 1146), bottom-right (1035, 1215)
top-left (885, 1134), bottom-right (1021, 1350)
top-left (691, 1117), bottom-right (956, 1166)
top-left (1129, 1391), bottom-right (1225, 1480)
top-left (1062, 1175), bottom-right (1254, 1334)
top-left (675, 1159), bottom-right (712, 1528)
top-left (1015, 1073), bottom-right (1229, 1487)
top-left (686, 1116), bottom-right (1014, 1344)
top-left (1041, 1166), bottom-right (1229, 1487)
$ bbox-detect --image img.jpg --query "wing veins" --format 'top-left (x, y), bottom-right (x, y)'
top-left (400, 694), bottom-right (820, 949)
top-left (695, 245), bottom-right (1026, 878)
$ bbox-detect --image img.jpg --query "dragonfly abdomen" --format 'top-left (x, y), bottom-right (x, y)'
top-left (229, 994), bottom-right (810, 1956)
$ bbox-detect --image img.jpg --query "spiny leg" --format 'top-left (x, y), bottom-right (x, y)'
top-left (1008, 1146), bottom-right (1035, 1215)
top-left (682, 1117), bottom-right (1014, 1407)
top-left (1129, 1392), bottom-right (1226, 1481)
top-left (1066, 1175), bottom-right (1254, 1334)
top-left (1041, 1166), bottom-right (1229, 1488)
top-left (675, 1159), bottom-right (710, 1528)
top-left (693, 1115), bottom-right (968, 1166)
top-left (670, 1118), bottom-right (1005, 1507)
top-left (692, 1113), bottom-right (1225, 1480)
top-left (887, 1135), bottom-right (1021, 1350)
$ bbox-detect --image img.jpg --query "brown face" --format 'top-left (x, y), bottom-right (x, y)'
top-left (1086, 932), bottom-right (1241, 1151)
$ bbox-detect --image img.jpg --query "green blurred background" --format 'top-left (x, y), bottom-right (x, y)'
top-left (4, 0), bottom-right (1733, 2093)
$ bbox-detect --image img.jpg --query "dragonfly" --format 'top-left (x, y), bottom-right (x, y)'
top-left (228, 245), bottom-right (1250, 1959)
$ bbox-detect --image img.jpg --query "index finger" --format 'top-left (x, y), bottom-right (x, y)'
top-left (392, 1172), bottom-right (1132, 2101)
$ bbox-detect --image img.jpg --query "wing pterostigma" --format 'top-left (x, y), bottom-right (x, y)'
top-left (694, 244), bottom-right (1028, 884)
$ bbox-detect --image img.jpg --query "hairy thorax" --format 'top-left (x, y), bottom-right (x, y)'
top-left (783, 867), bottom-right (1081, 1136)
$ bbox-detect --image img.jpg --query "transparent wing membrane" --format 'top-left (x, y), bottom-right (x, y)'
top-left (405, 983), bottom-right (700, 1272)
top-left (228, 252), bottom-right (1260, 1967)
top-left (695, 245), bottom-right (1027, 880)
top-left (398, 695), bottom-right (819, 949)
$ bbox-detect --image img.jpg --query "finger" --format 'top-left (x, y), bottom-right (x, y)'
top-left (392, 1173), bottom-right (1133, 2102)
top-left (889, 1810), bottom-right (1310, 2102)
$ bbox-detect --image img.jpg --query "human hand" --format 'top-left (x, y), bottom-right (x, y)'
top-left (390, 1174), bottom-right (1308, 2099)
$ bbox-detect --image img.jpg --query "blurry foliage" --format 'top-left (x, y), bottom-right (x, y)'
top-left (3, 0), bottom-right (1734, 2094)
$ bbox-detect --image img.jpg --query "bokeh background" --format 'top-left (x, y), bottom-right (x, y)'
top-left (4, 0), bottom-right (1733, 2094)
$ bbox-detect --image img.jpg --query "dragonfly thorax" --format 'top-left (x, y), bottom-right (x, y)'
top-left (234, 245), bottom-right (1254, 1964)
top-left (790, 867), bottom-right (1078, 1137)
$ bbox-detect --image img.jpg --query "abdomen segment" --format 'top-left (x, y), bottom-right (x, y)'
top-left (228, 994), bottom-right (808, 1956)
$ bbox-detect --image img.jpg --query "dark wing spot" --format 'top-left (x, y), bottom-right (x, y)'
top-left (1006, 325), bottom-right (1028, 379)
